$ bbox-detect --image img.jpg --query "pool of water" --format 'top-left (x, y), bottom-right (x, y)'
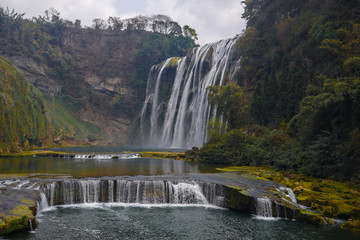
top-left (0, 156), bottom-right (222, 178)
top-left (2, 205), bottom-right (359, 240)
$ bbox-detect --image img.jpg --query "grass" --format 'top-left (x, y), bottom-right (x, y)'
top-left (44, 96), bottom-right (100, 141)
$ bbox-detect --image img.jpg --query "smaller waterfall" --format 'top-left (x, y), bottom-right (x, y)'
top-left (28, 218), bottom-right (33, 231)
top-left (39, 192), bottom-right (49, 210)
top-left (66, 153), bottom-right (139, 159)
top-left (41, 179), bottom-right (226, 208)
top-left (277, 187), bottom-right (297, 203)
top-left (283, 187), bottom-right (297, 203)
top-left (256, 198), bottom-right (273, 218)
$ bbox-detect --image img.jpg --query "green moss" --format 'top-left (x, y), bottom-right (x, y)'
top-left (228, 186), bottom-right (249, 196)
top-left (217, 165), bottom-right (360, 230)
top-left (341, 220), bottom-right (360, 232)
top-left (139, 151), bottom-right (185, 160)
top-left (0, 150), bottom-right (66, 157)
top-left (296, 208), bottom-right (334, 225)
top-left (166, 57), bottom-right (180, 68)
top-left (0, 205), bottom-right (36, 235)
top-left (44, 96), bottom-right (101, 143)
top-left (0, 56), bottom-right (48, 154)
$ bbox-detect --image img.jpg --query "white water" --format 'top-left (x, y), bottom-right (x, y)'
top-left (40, 179), bottom-right (226, 208)
top-left (140, 37), bottom-right (239, 148)
top-left (277, 187), bottom-right (297, 204)
top-left (256, 197), bottom-right (273, 218)
top-left (28, 218), bottom-right (33, 232)
top-left (74, 153), bottom-right (139, 159)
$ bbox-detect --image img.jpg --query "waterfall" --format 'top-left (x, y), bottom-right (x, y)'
top-left (39, 192), bottom-right (49, 210)
top-left (73, 153), bottom-right (139, 159)
top-left (28, 218), bottom-right (33, 232)
top-left (256, 198), bottom-right (273, 218)
top-left (41, 179), bottom-right (226, 208)
top-left (140, 37), bottom-right (240, 148)
top-left (277, 187), bottom-right (297, 204)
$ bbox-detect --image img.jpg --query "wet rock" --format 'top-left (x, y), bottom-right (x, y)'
top-left (0, 188), bottom-right (40, 234)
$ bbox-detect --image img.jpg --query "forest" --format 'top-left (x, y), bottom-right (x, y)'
top-left (188, 0), bottom-right (360, 182)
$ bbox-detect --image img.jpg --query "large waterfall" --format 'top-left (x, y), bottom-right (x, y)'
top-left (140, 37), bottom-right (240, 148)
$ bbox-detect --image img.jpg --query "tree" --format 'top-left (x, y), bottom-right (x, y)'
top-left (207, 83), bottom-right (248, 130)
top-left (74, 19), bottom-right (81, 28)
top-left (183, 25), bottom-right (198, 40)
top-left (92, 18), bottom-right (107, 30)
top-left (107, 17), bottom-right (123, 31)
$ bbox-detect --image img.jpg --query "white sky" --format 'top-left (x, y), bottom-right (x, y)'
top-left (1, 0), bottom-right (247, 46)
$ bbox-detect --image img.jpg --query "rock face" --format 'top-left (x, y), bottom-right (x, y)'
top-left (3, 29), bottom-right (160, 146)
top-left (0, 188), bottom-right (40, 234)
top-left (7, 56), bottom-right (62, 96)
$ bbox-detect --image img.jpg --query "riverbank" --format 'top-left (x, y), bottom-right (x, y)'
top-left (0, 150), bottom-right (187, 160)
top-left (139, 151), bottom-right (186, 159)
top-left (217, 166), bottom-right (360, 231)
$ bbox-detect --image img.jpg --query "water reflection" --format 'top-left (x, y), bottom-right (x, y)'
top-left (0, 157), bottom-right (221, 178)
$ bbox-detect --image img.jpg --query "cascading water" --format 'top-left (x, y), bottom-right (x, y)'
top-left (140, 37), bottom-right (240, 148)
top-left (41, 179), bottom-right (226, 208)
top-left (256, 197), bottom-right (273, 218)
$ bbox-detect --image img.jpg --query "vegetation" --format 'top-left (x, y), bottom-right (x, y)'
top-left (0, 56), bottom-right (47, 153)
top-left (139, 151), bottom-right (185, 160)
top-left (0, 6), bottom-right (198, 151)
top-left (44, 96), bottom-right (100, 145)
top-left (189, 0), bottom-right (360, 183)
top-left (217, 166), bottom-right (360, 229)
top-left (0, 6), bottom-right (197, 101)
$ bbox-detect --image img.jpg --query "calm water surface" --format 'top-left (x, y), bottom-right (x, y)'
top-left (0, 157), bottom-right (221, 178)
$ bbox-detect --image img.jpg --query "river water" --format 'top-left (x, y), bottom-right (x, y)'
top-left (3, 205), bottom-right (359, 240)
top-left (0, 147), bottom-right (359, 239)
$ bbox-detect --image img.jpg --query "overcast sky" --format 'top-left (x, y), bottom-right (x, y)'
top-left (1, 0), bottom-right (247, 45)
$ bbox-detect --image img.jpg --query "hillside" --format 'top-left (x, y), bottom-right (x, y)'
top-left (0, 7), bottom-right (197, 146)
top-left (0, 56), bottom-right (47, 153)
top-left (185, 0), bottom-right (360, 182)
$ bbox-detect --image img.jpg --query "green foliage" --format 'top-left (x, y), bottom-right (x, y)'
top-left (238, 0), bottom-right (360, 125)
top-left (207, 83), bottom-right (249, 129)
top-left (207, 118), bottom-right (224, 144)
top-left (183, 25), bottom-right (198, 41)
top-left (44, 96), bottom-right (100, 140)
top-left (214, 0), bottom-right (360, 181)
top-left (0, 6), bottom-right (197, 113)
top-left (0, 56), bottom-right (47, 153)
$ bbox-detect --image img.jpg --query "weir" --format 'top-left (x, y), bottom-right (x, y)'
top-left (140, 37), bottom-right (240, 148)
top-left (41, 179), bottom-right (227, 208)
top-left (1, 175), bottom-right (304, 224)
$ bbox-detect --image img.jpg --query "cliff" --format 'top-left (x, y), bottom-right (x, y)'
top-left (0, 11), bottom-right (196, 147)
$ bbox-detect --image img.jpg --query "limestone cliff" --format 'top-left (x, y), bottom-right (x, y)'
top-left (0, 18), bottom-right (194, 146)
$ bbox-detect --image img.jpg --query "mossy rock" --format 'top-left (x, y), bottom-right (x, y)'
top-left (0, 214), bottom-right (36, 235)
top-left (0, 188), bottom-right (40, 235)
top-left (226, 186), bottom-right (253, 212)
top-left (350, 208), bottom-right (360, 219)
top-left (341, 220), bottom-right (360, 232)
top-left (295, 208), bottom-right (333, 225)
